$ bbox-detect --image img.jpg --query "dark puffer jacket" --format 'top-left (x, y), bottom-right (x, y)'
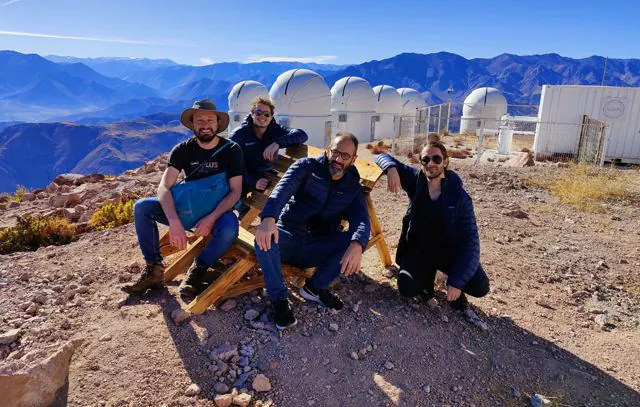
top-left (230, 115), bottom-right (308, 191)
top-left (261, 154), bottom-right (370, 249)
top-left (375, 153), bottom-right (481, 290)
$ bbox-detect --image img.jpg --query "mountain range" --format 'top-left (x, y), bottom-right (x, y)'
top-left (1, 49), bottom-right (639, 192)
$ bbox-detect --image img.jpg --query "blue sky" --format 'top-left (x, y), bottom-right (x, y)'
top-left (0, 0), bottom-right (638, 65)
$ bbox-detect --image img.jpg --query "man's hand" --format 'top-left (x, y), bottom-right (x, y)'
top-left (446, 286), bottom-right (462, 301)
top-left (256, 178), bottom-right (269, 191)
top-left (387, 167), bottom-right (401, 193)
top-left (168, 220), bottom-right (188, 250)
top-left (263, 142), bottom-right (279, 161)
top-left (340, 242), bottom-right (363, 276)
top-left (194, 213), bottom-right (217, 237)
top-left (255, 217), bottom-right (278, 251)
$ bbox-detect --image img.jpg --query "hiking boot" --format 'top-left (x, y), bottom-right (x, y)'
top-left (449, 292), bottom-right (470, 311)
top-left (273, 299), bottom-right (297, 330)
top-left (420, 289), bottom-right (439, 309)
top-left (121, 262), bottom-right (165, 294)
top-left (179, 262), bottom-right (209, 299)
top-left (300, 282), bottom-right (344, 311)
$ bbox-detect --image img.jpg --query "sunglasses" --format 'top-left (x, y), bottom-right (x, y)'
top-left (421, 155), bottom-right (443, 165)
top-left (252, 109), bottom-right (271, 118)
top-left (329, 149), bottom-right (353, 161)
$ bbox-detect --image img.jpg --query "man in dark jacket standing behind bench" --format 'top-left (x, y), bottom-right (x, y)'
top-left (255, 132), bottom-right (370, 330)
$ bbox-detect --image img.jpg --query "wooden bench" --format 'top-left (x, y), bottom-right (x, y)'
top-left (157, 145), bottom-right (391, 315)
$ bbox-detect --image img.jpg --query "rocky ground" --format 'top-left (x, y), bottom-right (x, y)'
top-left (1, 148), bottom-right (639, 407)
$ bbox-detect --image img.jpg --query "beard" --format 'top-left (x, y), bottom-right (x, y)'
top-left (329, 160), bottom-right (347, 178)
top-left (194, 127), bottom-right (215, 142)
top-left (423, 166), bottom-right (444, 179)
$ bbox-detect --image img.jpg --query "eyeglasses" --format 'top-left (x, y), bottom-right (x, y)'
top-left (421, 155), bottom-right (443, 165)
top-left (329, 149), bottom-right (353, 161)
top-left (252, 109), bottom-right (271, 118)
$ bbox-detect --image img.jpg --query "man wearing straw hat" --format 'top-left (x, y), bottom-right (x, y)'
top-left (122, 99), bottom-right (244, 299)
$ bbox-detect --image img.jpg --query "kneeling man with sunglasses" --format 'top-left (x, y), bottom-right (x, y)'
top-left (255, 132), bottom-right (370, 330)
top-left (375, 141), bottom-right (490, 310)
top-left (230, 96), bottom-right (308, 197)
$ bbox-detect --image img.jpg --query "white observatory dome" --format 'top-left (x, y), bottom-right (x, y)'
top-left (269, 69), bottom-right (331, 116)
top-left (462, 87), bottom-right (507, 120)
top-left (373, 85), bottom-right (402, 114)
top-left (397, 88), bottom-right (427, 115)
top-left (330, 76), bottom-right (376, 113)
top-left (228, 80), bottom-right (269, 113)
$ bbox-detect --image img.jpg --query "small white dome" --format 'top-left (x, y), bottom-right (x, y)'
top-left (330, 76), bottom-right (376, 113)
top-left (397, 87), bottom-right (427, 115)
top-left (462, 87), bottom-right (507, 119)
top-left (373, 85), bottom-right (402, 114)
top-left (269, 69), bottom-right (331, 116)
top-left (228, 80), bottom-right (269, 112)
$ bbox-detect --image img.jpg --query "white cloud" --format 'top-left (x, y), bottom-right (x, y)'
top-left (247, 55), bottom-right (338, 64)
top-left (0, 0), bottom-right (23, 7)
top-left (197, 57), bottom-right (214, 66)
top-left (0, 30), bottom-right (165, 45)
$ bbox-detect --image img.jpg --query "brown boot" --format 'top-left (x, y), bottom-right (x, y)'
top-left (121, 262), bottom-right (165, 294)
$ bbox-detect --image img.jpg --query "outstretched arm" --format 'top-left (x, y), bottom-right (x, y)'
top-left (375, 153), bottom-right (420, 198)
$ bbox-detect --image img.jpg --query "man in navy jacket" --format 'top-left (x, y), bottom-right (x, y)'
top-left (255, 132), bottom-right (371, 330)
top-left (230, 96), bottom-right (308, 195)
top-left (375, 141), bottom-right (489, 310)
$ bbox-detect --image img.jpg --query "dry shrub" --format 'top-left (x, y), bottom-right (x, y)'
top-left (536, 165), bottom-right (630, 212)
top-left (0, 215), bottom-right (77, 254)
top-left (454, 135), bottom-right (465, 147)
top-left (10, 185), bottom-right (29, 202)
top-left (449, 149), bottom-right (473, 159)
top-left (90, 199), bottom-right (135, 230)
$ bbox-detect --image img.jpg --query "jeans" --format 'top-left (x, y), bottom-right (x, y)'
top-left (133, 197), bottom-right (238, 267)
top-left (255, 227), bottom-right (353, 301)
top-left (397, 247), bottom-right (490, 298)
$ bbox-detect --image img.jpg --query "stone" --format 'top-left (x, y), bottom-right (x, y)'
top-left (328, 323), bottom-right (339, 332)
top-left (214, 382), bottom-right (230, 394)
top-left (244, 309), bottom-right (260, 321)
top-left (0, 328), bottom-right (22, 345)
top-left (350, 352), bottom-right (359, 360)
top-left (22, 193), bottom-right (35, 201)
top-left (252, 374), bottom-right (272, 392)
top-left (185, 383), bottom-right (201, 397)
top-left (232, 393), bottom-right (252, 407)
top-left (98, 333), bottom-right (112, 342)
top-left (503, 208), bottom-right (529, 219)
top-left (9, 201), bottom-right (20, 208)
top-left (384, 361), bottom-right (394, 370)
top-left (220, 299), bottom-right (237, 312)
top-left (511, 387), bottom-right (521, 398)
top-left (26, 303), bottom-right (38, 316)
top-left (172, 309), bottom-right (190, 324)
top-left (215, 394), bottom-right (234, 407)
top-left (503, 152), bottom-right (534, 168)
top-left (234, 372), bottom-right (251, 388)
top-left (530, 394), bottom-right (552, 406)
top-left (48, 193), bottom-right (81, 208)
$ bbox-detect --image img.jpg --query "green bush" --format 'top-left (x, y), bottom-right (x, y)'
top-left (0, 216), bottom-right (77, 254)
top-left (90, 199), bottom-right (135, 230)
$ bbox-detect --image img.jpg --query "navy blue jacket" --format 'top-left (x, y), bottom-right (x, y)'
top-left (261, 154), bottom-right (371, 249)
top-left (230, 115), bottom-right (308, 190)
top-left (375, 153), bottom-right (481, 290)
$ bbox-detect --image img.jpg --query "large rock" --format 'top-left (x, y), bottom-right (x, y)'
top-left (53, 173), bottom-right (104, 186)
top-left (252, 374), bottom-right (272, 392)
top-left (232, 393), bottom-right (252, 407)
top-left (503, 152), bottom-right (534, 168)
top-left (48, 193), bottom-right (81, 208)
top-left (0, 339), bottom-right (82, 407)
top-left (0, 328), bottom-right (22, 345)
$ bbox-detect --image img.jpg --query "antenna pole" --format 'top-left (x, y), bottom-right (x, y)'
top-left (601, 56), bottom-right (608, 86)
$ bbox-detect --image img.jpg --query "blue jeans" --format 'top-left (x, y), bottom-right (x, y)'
top-left (133, 197), bottom-right (238, 267)
top-left (255, 227), bottom-right (353, 301)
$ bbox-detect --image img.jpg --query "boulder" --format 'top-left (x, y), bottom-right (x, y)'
top-left (0, 328), bottom-right (22, 345)
top-left (232, 393), bottom-right (252, 407)
top-left (0, 339), bottom-right (83, 407)
top-left (53, 174), bottom-right (85, 186)
top-left (215, 394), bottom-right (234, 407)
top-left (503, 152), bottom-right (534, 168)
top-left (21, 193), bottom-right (35, 202)
top-left (252, 374), bottom-right (272, 392)
top-left (48, 193), bottom-right (81, 208)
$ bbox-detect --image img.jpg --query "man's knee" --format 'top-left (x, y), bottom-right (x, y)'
top-left (215, 211), bottom-right (239, 243)
top-left (133, 197), bottom-right (158, 219)
top-left (397, 269), bottom-right (421, 297)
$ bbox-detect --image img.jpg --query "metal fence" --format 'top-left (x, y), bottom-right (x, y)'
top-left (393, 103), bottom-right (609, 166)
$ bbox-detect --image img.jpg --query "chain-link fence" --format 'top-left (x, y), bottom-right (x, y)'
top-left (392, 103), bottom-right (609, 166)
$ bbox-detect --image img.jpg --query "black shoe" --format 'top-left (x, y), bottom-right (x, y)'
top-left (121, 262), bottom-right (165, 294)
top-left (273, 300), bottom-right (297, 330)
top-left (449, 293), bottom-right (469, 311)
top-left (179, 262), bottom-right (209, 299)
top-left (419, 288), bottom-right (435, 302)
top-left (300, 282), bottom-right (344, 311)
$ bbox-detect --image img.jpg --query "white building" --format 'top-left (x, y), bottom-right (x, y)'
top-left (269, 69), bottom-right (332, 147)
top-left (397, 88), bottom-right (427, 117)
top-left (460, 87), bottom-right (508, 134)
top-left (534, 85), bottom-right (640, 163)
top-left (330, 76), bottom-right (377, 143)
top-left (372, 85), bottom-right (402, 140)
top-left (228, 80), bottom-right (269, 133)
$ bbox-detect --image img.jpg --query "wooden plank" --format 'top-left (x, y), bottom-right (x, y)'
top-left (186, 258), bottom-right (255, 314)
top-left (284, 144), bottom-right (309, 159)
top-left (219, 277), bottom-right (266, 301)
top-left (239, 207), bottom-right (261, 229)
top-left (243, 190), bottom-right (269, 210)
top-left (365, 234), bottom-right (382, 251)
top-left (365, 193), bottom-right (392, 266)
top-left (163, 236), bottom-right (210, 281)
top-left (271, 156), bottom-right (296, 173)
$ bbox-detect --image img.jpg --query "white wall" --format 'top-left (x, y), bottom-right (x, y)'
top-left (275, 114), bottom-right (331, 148)
top-left (374, 113), bottom-right (397, 140)
top-left (331, 112), bottom-right (376, 143)
top-left (535, 85), bottom-right (640, 162)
